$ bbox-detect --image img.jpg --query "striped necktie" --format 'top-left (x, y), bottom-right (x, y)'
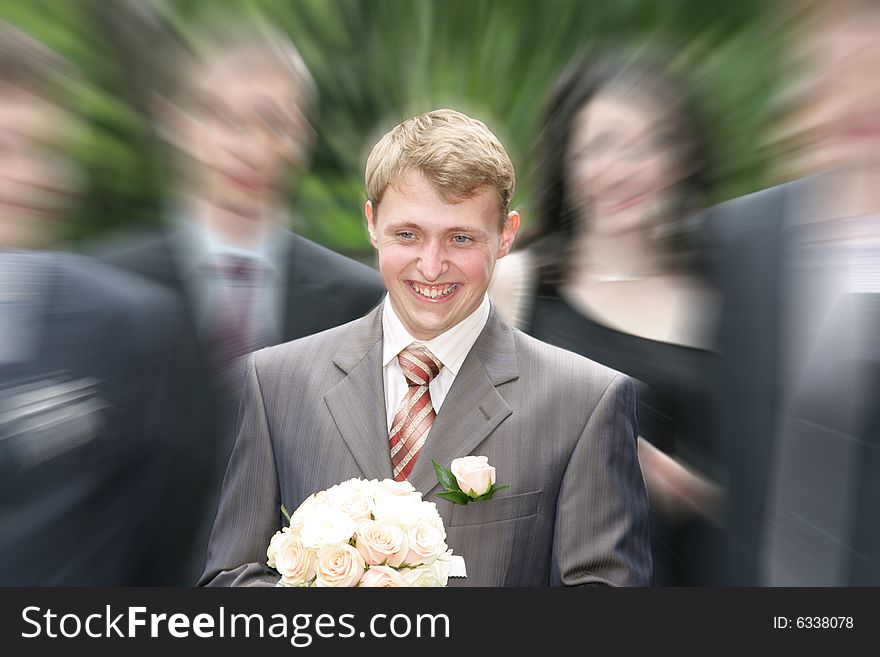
top-left (389, 344), bottom-right (443, 481)
top-left (208, 254), bottom-right (266, 393)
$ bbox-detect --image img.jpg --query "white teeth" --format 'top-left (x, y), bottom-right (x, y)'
top-left (411, 283), bottom-right (456, 298)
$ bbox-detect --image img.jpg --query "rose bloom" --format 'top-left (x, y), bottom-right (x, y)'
top-left (404, 520), bottom-right (448, 566)
top-left (314, 543), bottom-right (366, 587)
top-left (372, 492), bottom-right (432, 530)
top-left (356, 519), bottom-right (409, 567)
top-left (402, 564), bottom-right (441, 587)
top-left (451, 455), bottom-right (495, 497)
top-left (329, 479), bottom-right (376, 522)
top-left (267, 529), bottom-right (287, 569)
top-left (414, 500), bottom-right (446, 533)
top-left (298, 507), bottom-right (358, 549)
top-left (358, 565), bottom-right (409, 588)
top-left (403, 550), bottom-right (453, 586)
top-left (376, 479), bottom-right (417, 497)
top-left (296, 490), bottom-right (333, 514)
top-left (288, 491), bottom-right (333, 534)
top-left (274, 534), bottom-right (316, 586)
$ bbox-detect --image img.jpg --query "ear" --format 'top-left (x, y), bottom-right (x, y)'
top-left (497, 210), bottom-right (520, 258)
top-left (364, 200), bottom-right (379, 248)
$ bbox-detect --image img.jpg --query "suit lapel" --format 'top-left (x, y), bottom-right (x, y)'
top-left (324, 305), bottom-right (520, 493)
top-left (280, 233), bottom-right (316, 339)
top-left (324, 307), bottom-right (393, 481)
top-left (160, 229), bottom-right (210, 338)
top-left (407, 308), bottom-right (519, 495)
top-left (280, 232), bottom-right (340, 341)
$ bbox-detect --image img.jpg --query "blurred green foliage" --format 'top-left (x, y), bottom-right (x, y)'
top-left (0, 0), bottom-right (784, 255)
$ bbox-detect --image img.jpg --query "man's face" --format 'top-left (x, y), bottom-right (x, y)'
top-left (365, 168), bottom-right (518, 341)
top-left (170, 51), bottom-right (311, 218)
top-left (0, 86), bottom-right (80, 248)
top-left (782, 18), bottom-right (880, 177)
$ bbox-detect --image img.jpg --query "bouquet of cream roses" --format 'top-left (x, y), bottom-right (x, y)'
top-left (266, 478), bottom-right (453, 587)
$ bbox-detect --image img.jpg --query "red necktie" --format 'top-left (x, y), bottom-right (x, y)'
top-left (389, 344), bottom-right (443, 481)
top-left (208, 255), bottom-right (266, 392)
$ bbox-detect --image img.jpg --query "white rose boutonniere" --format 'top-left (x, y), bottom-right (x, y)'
top-left (433, 456), bottom-right (508, 505)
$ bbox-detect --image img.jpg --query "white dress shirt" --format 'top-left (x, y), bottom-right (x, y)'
top-left (382, 294), bottom-right (491, 432)
top-left (171, 207), bottom-right (288, 344)
top-left (0, 249), bottom-right (47, 364)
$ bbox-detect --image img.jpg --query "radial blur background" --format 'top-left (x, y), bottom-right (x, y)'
top-left (0, 0), bottom-right (787, 258)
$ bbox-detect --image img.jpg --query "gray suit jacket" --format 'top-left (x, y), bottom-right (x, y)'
top-left (200, 303), bottom-right (652, 586)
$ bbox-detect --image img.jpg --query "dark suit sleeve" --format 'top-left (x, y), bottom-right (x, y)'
top-left (554, 373), bottom-right (653, 586)
top-left (122, 282), bottom-right (203, 586)
top-left (199, 353), bottom-right (282, 587)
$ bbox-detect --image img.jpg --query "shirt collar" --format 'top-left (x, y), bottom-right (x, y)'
top-left (172, 203), bottom-right (283, 277)
top-left (382, 294), bottom-right (491, 376)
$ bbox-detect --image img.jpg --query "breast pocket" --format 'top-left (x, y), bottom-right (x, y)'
top-left (449, 490), bottom-right (542, 527)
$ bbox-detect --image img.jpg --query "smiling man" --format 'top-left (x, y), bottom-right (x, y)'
top-left (366, 167), bottom-right (509, 338)
top-left (200, 109), bottom-right (651, 587)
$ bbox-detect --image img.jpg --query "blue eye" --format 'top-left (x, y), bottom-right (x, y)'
top-left (452, 235), bottom-right (471, 244)
top-left (397, 231), bottom-right (415, 240)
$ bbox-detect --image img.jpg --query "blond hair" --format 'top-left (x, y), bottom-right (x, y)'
top-left (365, 108), bottom-right (515, 221)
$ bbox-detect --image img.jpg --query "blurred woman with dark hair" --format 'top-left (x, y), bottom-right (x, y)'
top-left (491, 47), bottom-right (724, 585)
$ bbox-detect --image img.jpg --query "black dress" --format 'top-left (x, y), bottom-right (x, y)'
top-left (525, 290), bottom-right (722, 585)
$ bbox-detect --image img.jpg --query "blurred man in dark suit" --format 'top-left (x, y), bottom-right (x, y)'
top-left (96, 18), bottom-right (384, 583)
top-left (0, 22), bottom-right (194, 585)
top-left (709, 2), bottom-right (880, 585)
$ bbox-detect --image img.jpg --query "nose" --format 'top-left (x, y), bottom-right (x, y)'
top-left (416, 240), bottom-right (447, 281)
top-left (222, 131), bottom-right (265, 171)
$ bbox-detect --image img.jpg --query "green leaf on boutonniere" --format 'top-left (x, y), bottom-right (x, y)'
top-left (437, 490), bottom-right (471, 505)
top-left (281, 504), bottom-right (291, 521)
top-left (433, 460), bottom-right (462, 493)
top-left (474, 484), bottom-right (509, 502)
